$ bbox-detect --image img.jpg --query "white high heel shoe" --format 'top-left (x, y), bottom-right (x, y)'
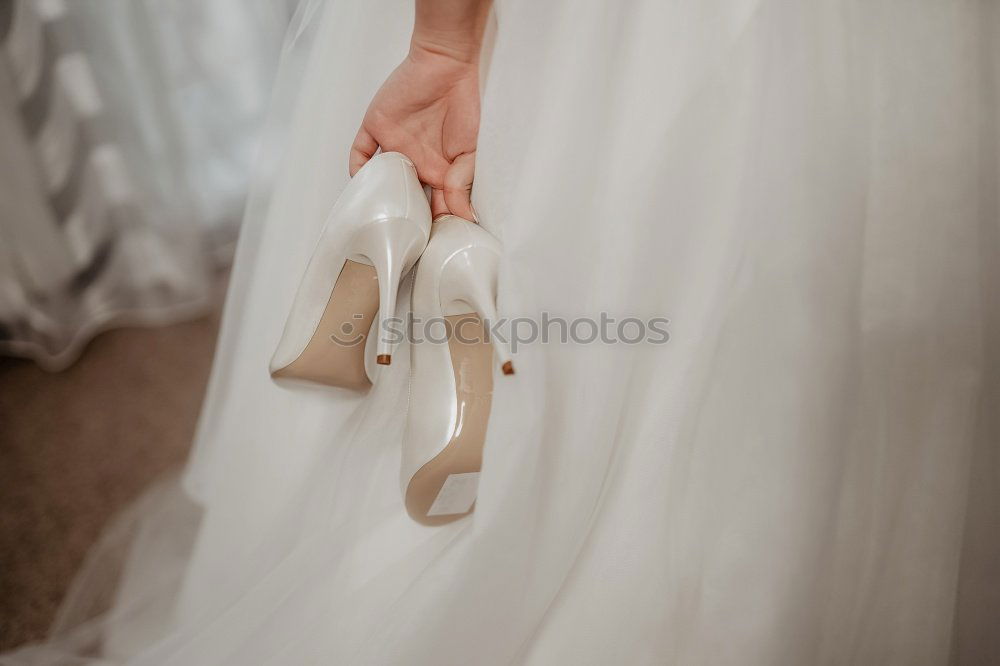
top-left (270, 152), bottom-right (431, 391)
top-left (402, 215), bottom-right (513, 526)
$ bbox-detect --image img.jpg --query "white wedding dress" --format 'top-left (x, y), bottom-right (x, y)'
top-left (4, 1), bottom-right (998, 664)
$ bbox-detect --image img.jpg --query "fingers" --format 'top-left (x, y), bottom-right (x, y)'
top-left (442, 152), bottom-right (477, 222)
top-left (349, 126), bottom-right (378, 176)
top-left (415, 151), bottom-right (453, 194)
top-left (349, 130), bottom-right (478, 223)
top-left (430, 188), bottom-right (449, 219)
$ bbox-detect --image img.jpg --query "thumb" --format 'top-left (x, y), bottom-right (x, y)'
top-left (349, 126), bottom-right (378, 176)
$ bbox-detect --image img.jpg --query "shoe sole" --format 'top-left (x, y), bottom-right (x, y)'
top-left (271, 260), bottom-right (378, 392)
top-left (405, 314), bottom-right (494, 526)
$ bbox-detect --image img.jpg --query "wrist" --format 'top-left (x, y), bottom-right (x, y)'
top-left (410, 30), bottom-right (483, 65)
top-left (411, 0), bottom-right (490, 65)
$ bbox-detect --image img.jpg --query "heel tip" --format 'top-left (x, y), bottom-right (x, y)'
top-left (376, 354), bottom-right (392, 366)
top-left (501, 361), bottom-right (515, 376)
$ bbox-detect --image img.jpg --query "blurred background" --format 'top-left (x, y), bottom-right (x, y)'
top-left (0, 0), bottom-right (297, 647)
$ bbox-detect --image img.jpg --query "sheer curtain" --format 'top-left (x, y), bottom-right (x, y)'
top-left (0, 0), bottom-right (296, 370)
top-left (0, 1), bottom-right (996, 664)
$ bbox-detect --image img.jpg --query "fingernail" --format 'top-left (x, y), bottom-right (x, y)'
top-left (470, 204), bottom-right (480, 224)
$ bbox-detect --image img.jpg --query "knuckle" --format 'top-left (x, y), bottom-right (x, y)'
top-left (444, 168), bottom-right (472, 192)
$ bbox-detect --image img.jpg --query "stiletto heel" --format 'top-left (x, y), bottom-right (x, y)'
top-left (347, 217), bottom-right (426, 366)
top-left (438, 243), bottom-right (515, 375)
top-left (401, 216), bottom-right (512, 526)
top-left (270, 153), bottom-right (430, 390)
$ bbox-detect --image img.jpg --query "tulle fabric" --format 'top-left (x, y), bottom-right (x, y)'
top-left (3, 0), bottom-right (998, 663)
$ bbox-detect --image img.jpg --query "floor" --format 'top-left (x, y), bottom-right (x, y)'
top-left (0, 311), bottom-right (220, 650)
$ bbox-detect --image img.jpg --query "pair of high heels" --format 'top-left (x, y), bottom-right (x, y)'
top-left (269, 152), bottom-right (512, 526)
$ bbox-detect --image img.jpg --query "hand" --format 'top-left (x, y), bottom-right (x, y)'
top-left (350, 44), bottom-right (480, 220)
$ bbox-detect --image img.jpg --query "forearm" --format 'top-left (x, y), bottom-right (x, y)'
top-left (412, 0), bottom-right (491, 63)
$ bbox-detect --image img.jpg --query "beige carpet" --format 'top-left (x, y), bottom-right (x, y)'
top-left (0, 311), bottom-right (220, 650)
